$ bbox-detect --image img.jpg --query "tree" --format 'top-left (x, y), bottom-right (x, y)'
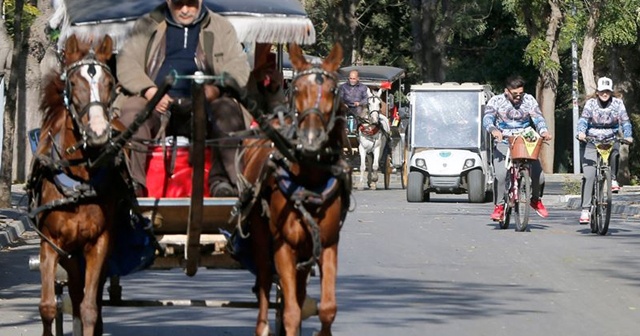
top-left (0, 0), bottom-right (25, 208)
top-left (410, 0), bottom-right (492, 82)
top-left (504, 0), bottom-right (565, 173)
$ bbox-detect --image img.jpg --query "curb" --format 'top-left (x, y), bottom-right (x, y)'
top-left (565, 194), bottom-right (640, 216)
top-left (0, 210), bottom-right (28, 249)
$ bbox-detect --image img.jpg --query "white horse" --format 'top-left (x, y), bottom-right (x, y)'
top-left (357, 88), bottom-right (390, 190)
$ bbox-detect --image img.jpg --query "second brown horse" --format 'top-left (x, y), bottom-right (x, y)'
top-left (240, 43), bottom-right (350, 336)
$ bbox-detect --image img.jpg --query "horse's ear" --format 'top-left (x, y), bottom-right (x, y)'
top-left (288, 43), bottom-right (309, 71)
top-left (64, 34), bottom-right (80, 55)
top-left (322, 43), bottom-right (343, 72)
top-left (95, 35), bottom-right (113, 62)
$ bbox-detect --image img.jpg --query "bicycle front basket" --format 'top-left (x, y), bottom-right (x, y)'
top-left (509, 135), bottom-right (542, 160)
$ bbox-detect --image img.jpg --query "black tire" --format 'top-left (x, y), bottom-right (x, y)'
top-left (407, 171), bottom-right (425, 202)
top-left (596, 169), bottom-right (613, 235)
top-left (467, 169), bottom-right (485, 203)
top-left (500, 200), bottom-right (511, 230)
top-left (514, 167), bottom-right (531, 232)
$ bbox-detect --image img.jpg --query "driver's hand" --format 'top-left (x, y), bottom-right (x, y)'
top-left (354, 102), bottom-right (359, 107)
top-left (541, 132), bottom-right (553, 141)
top-left (144, 87), bottom-right (173, 114)
top-left (491, 129), bottom-right (503, 141)
top-left (577, 132), bottom-right (586, 141)
top-left (624, 137), bottom-right (634, 144)
top-left (204, 84), bottom-right (220, 102)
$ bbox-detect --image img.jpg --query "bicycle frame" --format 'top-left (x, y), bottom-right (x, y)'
top-left (499, 146), bottom-right (533, 232)
top-left (589, 141), bottom-right (615, 235)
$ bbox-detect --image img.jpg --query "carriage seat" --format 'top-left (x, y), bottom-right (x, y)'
top-left (145, 136), bottom-right (213, 198)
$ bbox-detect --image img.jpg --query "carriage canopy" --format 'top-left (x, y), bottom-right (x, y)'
top-left (338, 65), bottom-right (405, 88)
top-left (51, 0), bottom-right (316, 50)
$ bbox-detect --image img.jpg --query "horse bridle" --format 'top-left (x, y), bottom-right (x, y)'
top-left (290, 68), bottom-right (342, 143)
top-left (61, 50), bottom-right (117, 148)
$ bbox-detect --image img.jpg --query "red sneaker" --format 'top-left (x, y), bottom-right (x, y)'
top-left (530, 199), bottom-right (548, 218)
top-left (490, 204), bottom-right (505, 221)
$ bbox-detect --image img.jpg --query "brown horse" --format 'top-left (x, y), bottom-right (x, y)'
top-left (27, 34), bottom-right (127, 336)
top-left (239, 43), bottom-right (350, 336)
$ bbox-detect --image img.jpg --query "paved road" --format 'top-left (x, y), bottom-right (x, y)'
top-left (2, 180), bottom-right (640, 335)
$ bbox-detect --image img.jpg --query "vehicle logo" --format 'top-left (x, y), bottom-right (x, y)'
top-left (439, 151), bottom-right (451, 158)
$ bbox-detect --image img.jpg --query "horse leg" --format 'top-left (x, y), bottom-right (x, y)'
top-left (370, 141), bottom-right (381, 190)
top-left (61, 258), bottom-right (85, 334)
top-left (316, 244), bottom-right (338, 336)
top-left (39, 243), bottom-right (59, 336)
top-left (81, 234), bottom-right (109, 336)
top-left (274, 243), bottom-right (302, 336)
top-left (358, 143), bottom-right (367, 190)
top-left (251, 211), bottom-right (273, 336)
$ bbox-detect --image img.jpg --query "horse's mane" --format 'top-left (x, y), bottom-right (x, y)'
top-left (39, 70), bottom-right (67, 145)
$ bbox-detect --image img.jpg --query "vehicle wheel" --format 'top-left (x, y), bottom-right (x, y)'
top-left (383, 153), bottom-right (392, 190)
top-left (596, 169), bottom-right (612, 235)
top-left (514, 167), bottom-right (531, 232)
top-left (500, 201), bottom-right (511, 230)
top-left (467, 169), bottom-right (485, 203)
top-left (407, 171), bottom-right (425, 202)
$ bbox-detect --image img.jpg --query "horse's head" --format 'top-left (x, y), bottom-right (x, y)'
top-left (366, 88), bottom-right (383, 124)
top-left (288, 43), bottom-right (343, 155)
top-left (60, 34), bottom-right (116, 147)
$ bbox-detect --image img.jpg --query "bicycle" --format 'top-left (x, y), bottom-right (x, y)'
top-left (579, 137), bottom-right (631, 235)
top-left (498, 133), bottom-right (543, 232)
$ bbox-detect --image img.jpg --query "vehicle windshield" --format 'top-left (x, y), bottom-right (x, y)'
top-left (411, 90), bottom-right (481, 148)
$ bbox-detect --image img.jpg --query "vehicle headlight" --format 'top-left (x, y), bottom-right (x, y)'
top-left (416, 158), bottom-right (427, 168)
top-left (463, 159), bottom-right (475, 169)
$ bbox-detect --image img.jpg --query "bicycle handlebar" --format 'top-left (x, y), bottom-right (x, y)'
top-left (575, 135), bottom-right (632, 146)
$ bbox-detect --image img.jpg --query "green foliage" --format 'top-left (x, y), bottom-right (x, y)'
top-left (598, 0), bottom-right (640, 46)
top-left (3, 0), bottom-right (41, 39)
top-left (524, 37), bottom-right (561, 73)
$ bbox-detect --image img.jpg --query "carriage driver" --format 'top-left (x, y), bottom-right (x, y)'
top-left (339, 70), bottom-right (369, 132)
top-left (483, 75), bottom-right (553, 221)
top-left (116, 0), bottom-right (250, 197)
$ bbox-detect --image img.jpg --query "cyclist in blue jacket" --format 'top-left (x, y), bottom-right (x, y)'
top-left (577, 76), bottom-right (634, 224)
top-left (483, 75), bottom-right (553, 221)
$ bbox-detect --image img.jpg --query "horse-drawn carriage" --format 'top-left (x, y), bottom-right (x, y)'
top-left (26, 1), bottom-right (350, 335)
top-left (337, 65), bottom-right (406, 190)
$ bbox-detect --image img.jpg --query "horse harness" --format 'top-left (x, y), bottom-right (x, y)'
top-left (232, 67), bottom-right (352, 270)
top-left (25, 52), bottom-right (130, 259)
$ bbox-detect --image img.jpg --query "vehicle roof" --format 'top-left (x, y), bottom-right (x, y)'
top-left (51, 0), bottom-right (316, 50)
top-left (410, 82), bottom-right (492, 91)
top-left (338, 65), bottom-right (405, 87)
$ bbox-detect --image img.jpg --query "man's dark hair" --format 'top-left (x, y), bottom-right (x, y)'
top-left (505, 75), bottom-right (525, 90)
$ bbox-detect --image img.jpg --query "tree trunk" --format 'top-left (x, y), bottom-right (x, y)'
top-left (18, 0), bottom-right (54, 182)
top-left (411, 0), bottom-right (449, 82)
top-left (0, 0), bottom-right (25, 208)
top-left (536, 0), bottom-right (563, 173)
top-left (579, 11), bottom-right (599, 95)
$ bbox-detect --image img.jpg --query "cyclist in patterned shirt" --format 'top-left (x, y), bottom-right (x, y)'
top-left (576, 76), bottom-right (634, 224)
top-left (483, 75), bottom-right (553, 221)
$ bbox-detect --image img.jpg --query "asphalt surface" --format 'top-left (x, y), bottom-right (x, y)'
top-left (2, 174), bottom-right (640, 249)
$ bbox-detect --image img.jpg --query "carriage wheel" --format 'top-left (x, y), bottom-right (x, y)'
top-left (383, 152), bottom-right (392, 190)
top-left (402, 146), bottom-right (409, 189)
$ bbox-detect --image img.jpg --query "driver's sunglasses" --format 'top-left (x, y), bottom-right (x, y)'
top-left (171, 0), bottom-right (199, 7)
top-left (509, 90), bottom-right (524, 98)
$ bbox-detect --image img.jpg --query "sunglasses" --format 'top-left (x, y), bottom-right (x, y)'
top-left (508, 90), bottom-right (524, 97)
top-left (349, 77), bottom-right (358, 80)
top-left (171, 0), bottom-right (199, 6)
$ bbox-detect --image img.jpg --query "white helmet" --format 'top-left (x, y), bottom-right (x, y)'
top-left (597, 77), bottom-right (613, 92)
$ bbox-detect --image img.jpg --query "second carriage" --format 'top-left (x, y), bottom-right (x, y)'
top-left (339, 65), bottom-right (407, 189)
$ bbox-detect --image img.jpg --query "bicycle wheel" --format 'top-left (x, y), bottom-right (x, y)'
top-left (596, 169), bottom-right (613, 235)
top-left (499, 173), bottom-right (512, 230)
top-left (514, 166), bottom-right (531, 232)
